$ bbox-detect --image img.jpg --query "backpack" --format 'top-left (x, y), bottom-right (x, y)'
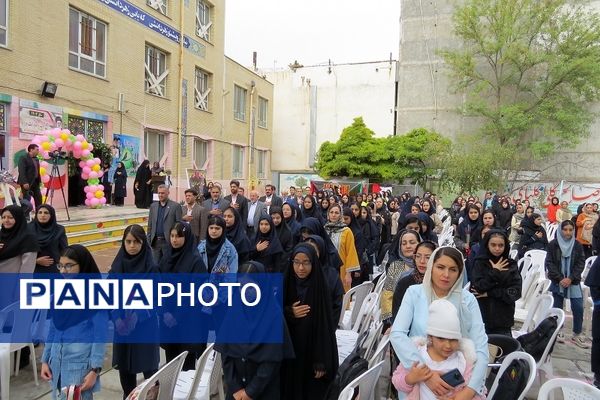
top-left (516, 315), bottom-right (558, 361)
top-left (490, 358), bottom-right (531, 400)
top-left (324, 348), bottom-right (368, 400)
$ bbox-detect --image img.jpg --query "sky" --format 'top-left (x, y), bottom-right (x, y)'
top-left (225, 0), bottom-right (401, 69)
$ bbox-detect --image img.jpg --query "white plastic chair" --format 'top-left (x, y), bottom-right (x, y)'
top-left (524, 249), bottom-right (547, 270)
top-left (515, 277), bottom-right (550, 322)
top-left (367, 334), bottom-right (390, 368)
top-left (339, 282), bottom-right (374, 329)
top-left (512, 293), bottom-right (554, 338)
top-left (0, 301), bottom-right (39, 400)
top-left (336, 329), bottom-right (360, 365)
top-left (173, 344), bottom-right (216, 400)
top-left (352, 293), bottom-right (379, 335)
top-left (127, 351), bottom-right (188, 400)
top-left (361, 320), bottom-right (383, 360)
top-left (537, 377), bottom-right (600, 399)
top-left (545, 223), bottom-right (558, 241)
top-left (372, 270), bottom-right (386, 296)
top-left (524, 308), bottom-right (565, 385)
top-left (337, 360), bottom-right (384, 400)
top-left (582, 256), bottom-right (597, 281)
top-left (487, 351), bottom-right (536, 400)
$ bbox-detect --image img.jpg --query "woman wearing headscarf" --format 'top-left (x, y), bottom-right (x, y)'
top-left (319, 198), bottom-right (330, 221)
top-left (41, 245), bottom-right (108, 400)
top-left (251, 215), bottom-right (286, 273)
top-left (110, 225), bottom-right (160, 398)
top-left (282, 244), bottom-right (338, 400)
top-left (158, 221), bottom-right (208, 370)
top-left (197, 215), bottom-right (238, 273)
top-left (547, 197), bottom-right (560, 224)
top-left (546, 220), bottom-right (588, 348)
top-left (113, 161), bottom-right (128, 206)
top-left (421, 199), bottom-right (443, 234)
top-left (29, 204), bottom-right (68, 274)
top-left (390, 247), bottom-right (488, 400)
top-left (299, 217), bottom-right (343, 273)
top-left (0, 204), bottom-right (38, 273)
top-left (300, 195), bottom-right (323, 224)
top-left (223, 206), bottom-right (252, 264)
top-left (416, 212), bottom-right (438, 243)
top-left (323, 204), bottom-right (360, 292)
top-left (556, 200), bottom-right (573, 224)
top-left (357, 205), bottom-right (380, 264)
top-left (342, 207), bottom-right (369, 285)
top-left (454, 204), bottom-right (482, 257)
top-left (518, 212), bottom-right (548, 257)
top-left (133, 160), bottom-right (152, 209)
top-left (282, 202), bottom-right (302, 241)
top-left (496, 198), bottom-right (514, 234)
top-left (577, 203), bottom-right (599, 259)
top-left (470, 229), bottom-right (522, 336)
top-left (303, 235), bottom-right (345, 324)
top-left (381, 229), bottom-right (421, 324)
top-left (509, 203), bottom-right (525, 243)
top-left (216, 261), bottom-right (295, 400)
top-left (270, 206), bottom-right (295, 260)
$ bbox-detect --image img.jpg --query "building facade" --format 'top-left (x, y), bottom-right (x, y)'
top-left (0, 0), bottom-right (273, 205)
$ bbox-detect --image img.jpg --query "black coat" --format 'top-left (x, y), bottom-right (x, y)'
top-left (545, 239), bottom-right (585, 287)
top-left (519, 220), bottom-right (548, 255)
top-left (113, 168), bottom-right (128, 198)
top-left (17, 154), bottom-right (40, 186)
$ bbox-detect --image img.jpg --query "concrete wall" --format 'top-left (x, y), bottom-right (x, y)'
top-left (265, 61), bottom-right (397, 173)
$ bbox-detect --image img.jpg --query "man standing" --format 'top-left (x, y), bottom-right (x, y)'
top-left (147, 185), bottom-right (182, 262)
top-left (224, 180), bottom-right (248, 222)
top-left (18, 144), bottom-right (43, 209)
top-left (181, 188), bottom-right (208, 244)
top-left (246, 190), bottom-right (267, 237)
top-left (259, 184), bottom-right (283, 213)
top-left (202, 185), bottom-right (230, 215)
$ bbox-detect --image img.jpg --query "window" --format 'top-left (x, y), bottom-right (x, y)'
top-left (194, 138), bottom-right (208, 169)
top-left (258, 97), bottom-right (268, 128)
top-left (0, 0), bottom-right (7, 47)
top-left (68, 116), bottom-right (105, 142)
top-left (256, 150), bottom-right (266, 178)
top-left (147, 0), bottom-right (168, 15)
top-left (233, 85), bottom-right (247, 121)
top-left (144, 130), bottom-right (165, 164)
top-left (232, 145), bottom-right (244, 178)
top-left (69, 8), bottom-right (107, 77)
top-left (196, 0), bottom-right (212, 42)
top-left (145, 44), bottom-right (168, 97)
top-left (194, 68), bottom-right (211, 111)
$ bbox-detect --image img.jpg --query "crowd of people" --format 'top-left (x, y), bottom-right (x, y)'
top-left (2, 182), bottom-right (600, 399)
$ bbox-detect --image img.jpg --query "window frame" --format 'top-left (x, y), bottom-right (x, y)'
top-left (194, 67), bottom-right (211, 111)
top-left (147, 0), bottom-right (168, 16)
top-left (232, 145), bottom-right (244, 178)
top-left (144, 130), bottom-right (166, 165)
top-left (0, 0), bottom-right (8, 48)
top-left (256, 149), bottom-right (266, 178)
top-left (145, 44), bottom-right (169, 97)
top-left (68, 7), bottom-right (107, 78)
top-left (67, 116), bottom-right (106, 142)
top-left (258, 97), bottom-right (268, 129)
top-left (193, 138), bottom-right (208, 169)
top-left (196, 0), bottom-right (212, 42)
top-left (233, 85), bottom-right (247, 122)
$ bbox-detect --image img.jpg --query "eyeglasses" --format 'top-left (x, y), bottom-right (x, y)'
top-left (57, 263), bottom-right (78, 272)
top-left (292, 259), bottom-right (312, 267)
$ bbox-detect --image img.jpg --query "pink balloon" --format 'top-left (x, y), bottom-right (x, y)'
top-left (90, 198), bottom-right (100, 206)
top-left (51, 128), bottom-right (61, 136)
top-left (86, 159), bottom-right (95, 167)
top-left (83, 166), bottom-right (91, 174)
top-left (89, 171), bottom-right (98, 179)
top-left (88, 143), bottom-right (94, 151)
top-left (86, 192), bottom-right (93, 199)
top-left (32, 137), bottom-right (42, 145)
top-left (85, 199), bottom-right (91, 206)
top-left (79, 161), bottom-right (86, 168)
top-left (82, 149), bottom-right (91, 157)
top-left (94, 158), bottom-right (100, 164)
top-left (73, 151), bottom-right (82, 159)
top-left (74, 142), bottom-right (82, 150)
top-left (83, 186), bottom-right (89, 193)
top-left (97, 170), bottom-right (104, 178)
top-left (40, 161), bottom-right (49, 168)
top-left (99, 197), bottom-right (107, 204)
top-left (41, 175), bottom-right (50, 183)
top-left (76, 134), bottom-right (85, 141)
top-left (55, 139), bottom-right (64, 147)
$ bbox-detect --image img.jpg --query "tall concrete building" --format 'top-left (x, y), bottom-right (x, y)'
top-left (397, 0), bottom-right (600, 182)
top-left (0, 0), bottom-right (273, 205)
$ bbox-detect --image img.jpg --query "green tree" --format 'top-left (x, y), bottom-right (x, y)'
top-left (440, 0), bottom-right (600, 187)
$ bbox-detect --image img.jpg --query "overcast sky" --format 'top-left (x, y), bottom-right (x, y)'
top-left (225, 0), bottom-right (401, 69)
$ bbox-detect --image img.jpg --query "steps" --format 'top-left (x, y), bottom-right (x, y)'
top-left (60, 206), bottom-right (149, 252)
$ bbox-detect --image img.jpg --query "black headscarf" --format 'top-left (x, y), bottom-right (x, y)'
top-left (206, 216), bottom-right (226, 273)
top-left (0, 205), bottom-right (39, 260)
top-left (224, 207), bottom-right (251, 257)
top-left (29, 204), bottom-right (67, 269)
top-left (110, 225), bottom-right (158, 274)
top-left (300, 217), bottom-right (343, 270)
top-left (283, 244), bottom-right (338, 376)
top-left (52, 245), bottom-right (101, 330)
top-left (475, 229), bottom-right (511, 262)
top-left (159, 222), bottom-right (207, 273)
top-left (282, 202), bottom-right (302, 235)
top-left (252, 215), bottom-right (284, 257)
top-left (271, 207), bottom-right (294, 253)
top-left (215, 261), bottom-right (295, 362)
top-left (135, 160), bottom-right (151, 183)
top-left (301, 197), bottom-right (324, 223)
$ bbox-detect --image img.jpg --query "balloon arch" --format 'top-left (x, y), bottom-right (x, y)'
top-left (31, 128), bottom-right (106, 208)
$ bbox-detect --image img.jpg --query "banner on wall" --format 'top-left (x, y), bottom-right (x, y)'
top-left (310, 179), bottom-right (367, 195)
top-left (509, 181), bottom-right (600, 211)
top-left (19, 100), bottom-right (63, 140)
top-left (186, 169), bottom-right (207, 196)
top-left (112, 134), bottom-right (140, 177)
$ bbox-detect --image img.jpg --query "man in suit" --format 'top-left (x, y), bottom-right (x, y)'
top-left (202, 185), bottom-right (230, 216)
top-left (246, 189), bottom-right (267, 237)
top-left (259, 184), bottom-right (283, 213)
top-left (18, 144), bottom-right (43, 209)
top-left (224, 179), bottom-right (248, 222)
top-left (147, 184), bottom-right (183, 262)
top-left (181, 188), bottom-right (209, 245)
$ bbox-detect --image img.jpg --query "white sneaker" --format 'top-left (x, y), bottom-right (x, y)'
top-left (557, 332), bottom-right (565, 343)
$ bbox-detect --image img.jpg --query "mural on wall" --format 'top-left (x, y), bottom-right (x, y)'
top-left (113, 134), bottom-right (141, 176)
top-left (509, 181), bottom-right (600, 211)
top-left (279, 173), bottom-right (321, 193)
top-left (19, 99), bottom-right (63, 140)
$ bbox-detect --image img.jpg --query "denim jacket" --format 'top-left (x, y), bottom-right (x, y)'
top-left (41, 311), bottom-right (108, 400)
top-left (197, 239), bottom-right (239, 273)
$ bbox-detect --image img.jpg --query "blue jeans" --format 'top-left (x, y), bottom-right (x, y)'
top-left (553, 294), bottom-right (583, 335)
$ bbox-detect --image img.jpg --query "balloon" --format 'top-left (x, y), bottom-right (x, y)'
top-left (92, 164), bottom-right (100, 172)
top-left (41, 175), bottom-right (50, 183)
top-left (32, 137), bottom-right (42, 145)
top-left (82, 149), bottom-right (91, 157)
top-left (90, 198), bottom-right (100, 206)
top-left (86, 192), bottom-right (93, 199)
top-left (85, 199), bottom-right (91, 206)
top-left (60, 132), bottom-right (69, 141)
top-left (89, 171), bottom-right (98, 179)
top-left (94, 158), bottom-right (101, 164)
top-left (41, 142), bottom-right (51, 150)
top-left (40, 161), bottom-right (49, 168)
top-left (74, 142), bottom-right (82, 150)
top-left (88, 143), bottom-right (94, 151)
top-left (79, 161), bottom-right (86, 168)
top-left (100, 197), bottom-right (107, 205)
top-left (76, 134), bottom-right (85, 141)
top-left (81, 142), bottom-right (89, 150)
top-left (88, 178), bottom-right (99, 185)
top-left (97, 170), bottom-right (104, 178)
top-left (55, 139), bottom-right (64, 147)
top-left (83, 166), bottom-right (91, 175)
top-left (39, 167), bottom-right (46, 176)
top-left (86, 159), bottom-right (95, 167)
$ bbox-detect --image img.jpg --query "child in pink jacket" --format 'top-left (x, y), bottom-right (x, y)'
top-left (392, 299), bottom-right (486, 399)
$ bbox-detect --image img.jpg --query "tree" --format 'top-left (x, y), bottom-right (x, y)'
top-left (440, 0), bottom-right (600, 187)
top-left (315, 118), bottom-right (450, 185)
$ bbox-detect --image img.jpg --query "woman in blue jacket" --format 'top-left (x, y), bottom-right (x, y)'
top-left (390, 246), bottom-right (488, 400)
top-left (197, 215), bottom-right (239, 273)
top-left (40, 245), bottom-right (108, 400)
